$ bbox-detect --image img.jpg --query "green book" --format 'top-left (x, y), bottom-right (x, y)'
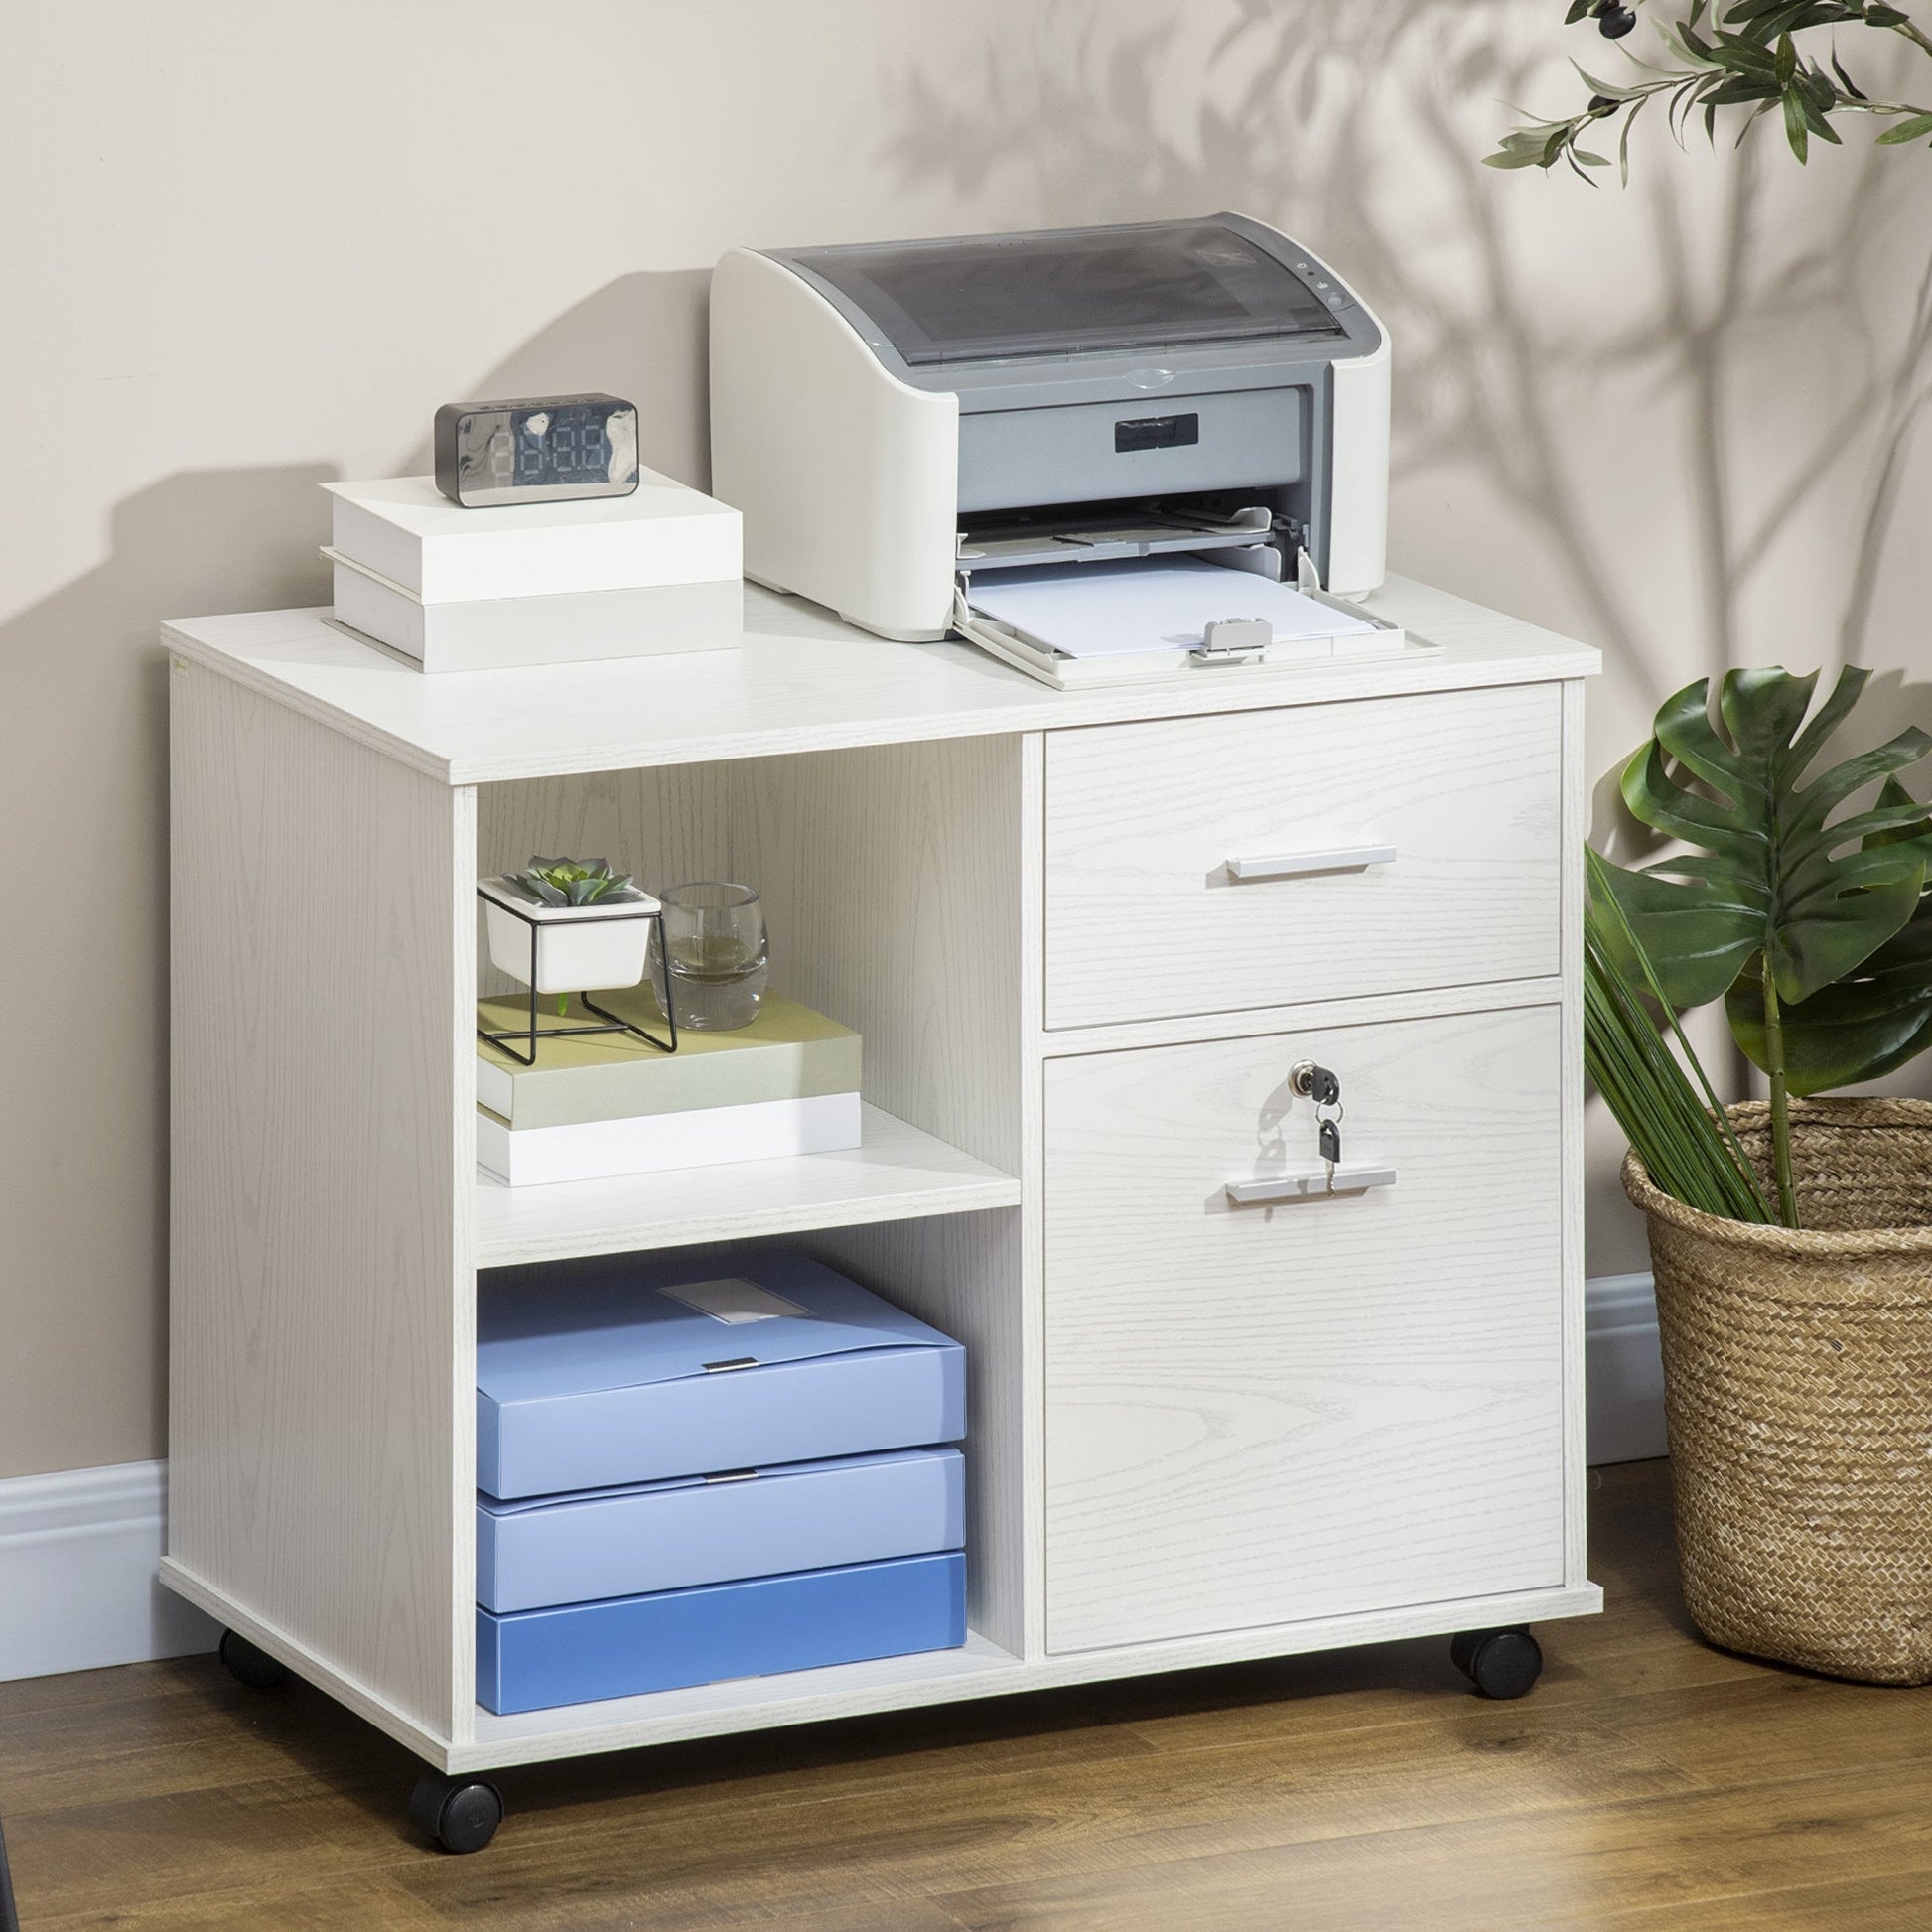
top-left (476, 990), bottom-right (862, 1130)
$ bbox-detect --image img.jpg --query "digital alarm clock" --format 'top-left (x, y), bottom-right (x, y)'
top-left (433, 393), bottom-right (639, 507)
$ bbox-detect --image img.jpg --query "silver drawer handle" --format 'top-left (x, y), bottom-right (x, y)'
top-left (1227, 844), bottom-right (1396, 882)
top-left (1226, 1164), bottom-right (1397, 1204)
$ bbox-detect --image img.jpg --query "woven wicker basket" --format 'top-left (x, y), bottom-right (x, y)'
top-left (1623, 1097), bottom-right (1932, 1685)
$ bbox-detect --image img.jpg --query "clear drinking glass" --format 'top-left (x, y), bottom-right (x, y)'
top-left (649, 882), bottom-right (769, 1031)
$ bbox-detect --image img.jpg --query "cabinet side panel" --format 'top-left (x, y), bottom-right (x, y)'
top-left (1561, 678), bottom-right (1588, 1584)
top-left (737, 737), bottom-right (1023, 1173)
top-left (170, 668), bottom-right (464, 1735)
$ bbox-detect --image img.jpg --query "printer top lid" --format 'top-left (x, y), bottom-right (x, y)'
top-left (779, 213), bottom-right (1349, 368)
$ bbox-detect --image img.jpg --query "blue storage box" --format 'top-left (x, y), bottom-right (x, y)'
top-left (477, 1251), bottom-right (966, 1499)
top-left (477, 1445), bottom-right (965, 1612)
top-left (476, 1550), bottom-right (968, 1713)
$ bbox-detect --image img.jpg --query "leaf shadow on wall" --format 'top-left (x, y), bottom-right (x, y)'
top-left (876, 0), bottom-right (1931, 706)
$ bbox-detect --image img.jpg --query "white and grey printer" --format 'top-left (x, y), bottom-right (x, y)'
top-left (710, 213), bottom-right (1396, 682)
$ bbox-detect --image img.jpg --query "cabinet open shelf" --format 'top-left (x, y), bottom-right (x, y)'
top-left (474, 1103), bottom-right (1019, 1268)
top-left (466, 1628), bottom-right (1024, 1768)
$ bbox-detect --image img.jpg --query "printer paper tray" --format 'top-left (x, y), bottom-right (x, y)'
top-left (956, 506), bottom-right (1276, 574)
top-left (952, 595), bottom-right (1430, 692)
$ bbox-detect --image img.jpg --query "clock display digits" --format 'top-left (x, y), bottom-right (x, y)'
top-left (436, 393), bottom-right (637, 504)
top-left (511, 402), bottom-right (612, 488)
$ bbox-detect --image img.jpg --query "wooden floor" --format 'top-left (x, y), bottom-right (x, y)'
top-left (5, 1460), bottom-right (1931, 1929)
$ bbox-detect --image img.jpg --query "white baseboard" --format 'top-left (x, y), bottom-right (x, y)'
top-left (1586, 1271), bottom-right (1667, 1465)
top-left (0, 1285), bottom-right (1666, 1686)
top-left (0, 1459), bottom-right (217, 1684)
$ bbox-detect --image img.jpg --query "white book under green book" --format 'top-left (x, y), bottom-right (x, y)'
top-left (476, 990), bottom-right (862, 1187)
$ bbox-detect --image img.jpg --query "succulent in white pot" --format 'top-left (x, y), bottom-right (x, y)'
top-left (479, 858), bottom-right (660, 1013)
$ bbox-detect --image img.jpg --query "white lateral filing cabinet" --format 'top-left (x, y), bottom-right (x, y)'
top-left (164, 573), bottom-right (1601, 1846)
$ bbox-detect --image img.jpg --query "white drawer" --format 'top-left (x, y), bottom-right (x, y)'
top-left (1043, 1004), bottom-right (1566, 1654)
top-left (1042, 684), bottom-right (1563, 1029)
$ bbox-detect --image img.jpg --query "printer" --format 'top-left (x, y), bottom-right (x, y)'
top-left (709, 213), bottom-right (1390, 652)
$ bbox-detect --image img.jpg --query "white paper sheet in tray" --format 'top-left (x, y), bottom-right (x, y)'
top-left (954, 556), bottom-right (1430, 689)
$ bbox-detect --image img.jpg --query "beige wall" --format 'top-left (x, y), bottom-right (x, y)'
top-left (3, 1), bottom-right (1928, 1477)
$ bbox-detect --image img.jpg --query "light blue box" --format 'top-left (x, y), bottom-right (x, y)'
top-left (476, 1445), bottom-right (965, 1613)
top-left (476, 1550), bottom-right (968, 1714)
top-left (477, 1251), bottom-right (967, 1499)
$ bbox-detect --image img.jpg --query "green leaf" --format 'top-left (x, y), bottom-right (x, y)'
top-left (1877, 110), bottom-right (1932, 143)
top-left (1783, 84), bottom-right (1811, 159)
top-left (1865, 5), bottom-right (1909, 27)
top-left (1607, 668), bottom-right (1931, 1012)
top-left (1620, 92), bottom-right (1645, 180)
top-left (1775, 30), bottom-right (1798, 81)
top-left (1832, 48), bottom-right (1868, 99)
top-left (1566, 0), bottom-right (1592, 20)
top-left (1584, 849), bottom-right (1777, 1222)
top-left (1573, 62), bottom-right (1653, 100)
top-left (1728, 780), bottom-right (1932, 1091)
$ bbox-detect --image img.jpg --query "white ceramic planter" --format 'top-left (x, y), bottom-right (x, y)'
top-left (479, 879), bottom-right (660, 995)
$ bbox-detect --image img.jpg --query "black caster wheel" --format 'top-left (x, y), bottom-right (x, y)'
top-left (218, 1628), bottom-right (292, 1691)
top-left (1450, 1626), bottom-right (1543, 1700)
top-left (408, 1773), bottom-right (504, 1855)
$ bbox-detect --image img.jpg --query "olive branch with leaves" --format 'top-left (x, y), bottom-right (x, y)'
top-left (1489, 0), bottom-right (1932, 181)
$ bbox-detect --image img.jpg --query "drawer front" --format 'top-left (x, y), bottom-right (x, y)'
top-left (1043, 684), bottom-right (1562, 1030)
top-left (1043, 1004), bottom-right (1566, 1654)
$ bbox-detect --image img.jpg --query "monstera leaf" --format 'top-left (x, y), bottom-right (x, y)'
top-left (1594, 667), bottom-right (1932, 1017)
top-left (1727, 776), bottom-right (1932, 1094)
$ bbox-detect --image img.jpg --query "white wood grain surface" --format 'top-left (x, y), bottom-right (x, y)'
top-left (160, 577), bottom-right (1599, 786)
top-left (169, 667), bottom-right (472, 1738)
top-left (162, 1551), bottom-right (1597, 1772)
top-left (474, 1104), bottom-right (1019, 1268)
top-left (1042, 683), bottom-right (1563, 1030)
top-left (735, 735), bottom-right (1024, 1173)
top-left (165, 576), bottom-right (1598, 1770)
top-left (1560, 678), bottom-right (1590, 1587)
top-left (1042, 1004), bottom-right (1567, 1654)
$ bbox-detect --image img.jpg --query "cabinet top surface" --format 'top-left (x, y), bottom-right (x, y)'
top-left (163, 578), bottom-right (1599, 785)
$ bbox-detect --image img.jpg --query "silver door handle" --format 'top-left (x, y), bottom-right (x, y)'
top-left (1226, 844), bottom-right (1396, 881)
top-left (1226, 1164), bottom-right (1397, 1204)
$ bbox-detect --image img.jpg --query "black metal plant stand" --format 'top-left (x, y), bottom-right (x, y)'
top-left (477, 889), bottom-right (678, 1067)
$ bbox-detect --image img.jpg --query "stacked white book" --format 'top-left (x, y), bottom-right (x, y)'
top-left (476, 990), bottom-right (862, 1187)
top-left (323, 470), bottom-right (743, 672)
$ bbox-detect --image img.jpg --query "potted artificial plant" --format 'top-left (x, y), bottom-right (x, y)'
top-left (479, 857), bottom-right (658, 1014)
top-left (1589, 666), bottom-right (1932, 1683)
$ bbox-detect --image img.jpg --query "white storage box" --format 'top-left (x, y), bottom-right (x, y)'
top-left (322, 469), bottom-right (743, 673)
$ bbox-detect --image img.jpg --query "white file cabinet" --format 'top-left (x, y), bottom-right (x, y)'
top-left (163, 574), bottom-right (1599, 1852)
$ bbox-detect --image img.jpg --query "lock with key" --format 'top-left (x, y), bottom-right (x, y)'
top-left (1291, 1060), bottom-right (1346, 1189)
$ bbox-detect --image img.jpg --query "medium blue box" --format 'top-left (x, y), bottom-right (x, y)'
top-left (475, 1550), bottom-right (968, 1714)
top-left (476, 1445), bottom-right (965, 1613)
top-left (477, 1251), bottom-right (966, 1499)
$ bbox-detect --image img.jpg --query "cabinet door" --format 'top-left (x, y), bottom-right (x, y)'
top-left (1043, 1006), bottom-right (1567, 1653)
